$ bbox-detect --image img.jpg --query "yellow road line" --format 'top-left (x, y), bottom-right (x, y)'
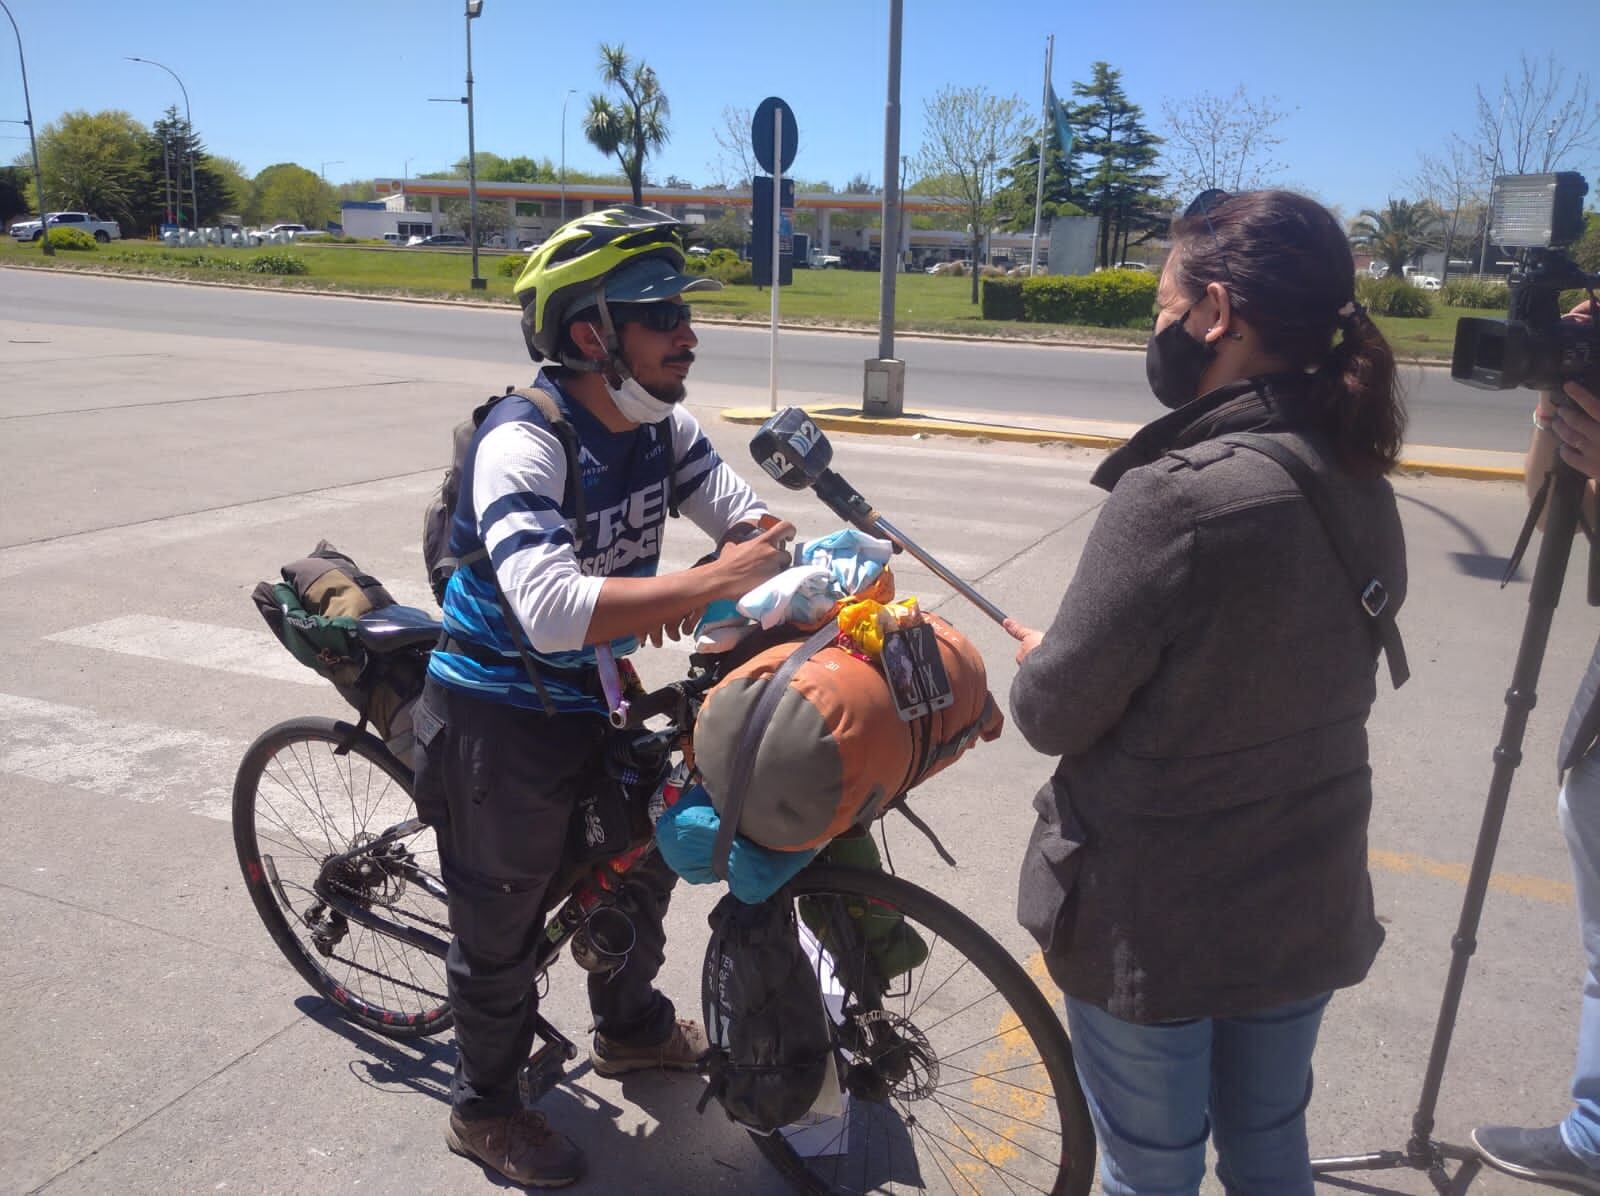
top-left (1369, 848), bottom-right (1573, 905)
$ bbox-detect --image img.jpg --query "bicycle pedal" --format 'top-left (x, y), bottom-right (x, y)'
top-left (519, 1043), bottom-right (569, 1105)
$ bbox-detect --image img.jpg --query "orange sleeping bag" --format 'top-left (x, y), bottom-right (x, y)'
top-left (693, 613), bottom-right (1004, 851)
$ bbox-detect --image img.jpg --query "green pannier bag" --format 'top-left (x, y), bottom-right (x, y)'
top-left (252, 541), bottom-right (423, 746)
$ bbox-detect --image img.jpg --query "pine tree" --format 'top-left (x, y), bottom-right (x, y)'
top-left (149, 106), bottom-right (230, 229)
top-left (1067, 63), bottom-right (1167, 268)
top-left (993, 122), bottom-right (1080, 234)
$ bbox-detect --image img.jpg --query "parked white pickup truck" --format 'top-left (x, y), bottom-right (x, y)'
top-left (9, 211), bottom-right (122, 242)
top-left (247, 222), bottom-right (329, 245)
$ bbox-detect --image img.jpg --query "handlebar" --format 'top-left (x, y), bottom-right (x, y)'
top-left (611, 677), bottom-right (713, 730)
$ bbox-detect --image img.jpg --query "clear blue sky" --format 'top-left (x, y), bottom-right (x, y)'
top-left (3, 0), bottom-right (1597, 217)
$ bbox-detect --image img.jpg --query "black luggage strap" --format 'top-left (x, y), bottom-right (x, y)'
top-left (711, 622), bottom-right (840, 881)
top-left (1225, 433), bottom-right (1409, 689)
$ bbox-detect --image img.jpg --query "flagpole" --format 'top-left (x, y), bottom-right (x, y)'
top-left (1029, 34), bottom-right (1054, 274)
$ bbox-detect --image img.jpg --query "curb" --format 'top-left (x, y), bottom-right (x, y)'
top-left (0, 259), bottom-right (1457, 365)
top-left (719, 406), bottom-right (1525, 484)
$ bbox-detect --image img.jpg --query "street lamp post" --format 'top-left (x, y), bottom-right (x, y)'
top-left (560, 87), bottom-right (576, 225)
top-left (1, 0), bottom-right (51, 254)
top-left (464, 0), bottom-right (484, 289)
top-left (319, 159), bottom-right (343, 181)
top-left (127, 56), bottom-right (198, 230)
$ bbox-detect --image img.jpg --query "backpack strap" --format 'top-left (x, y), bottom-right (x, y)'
top-left (711, 622), bottom-right (840, 880)
top-left (1224, 432), bottom-right (1409, 689)
top-left (458, 386), bottom-right (589, 718)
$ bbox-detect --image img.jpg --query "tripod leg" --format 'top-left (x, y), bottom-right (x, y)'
top-left (1314, 458), bottom-right (1589, 1183)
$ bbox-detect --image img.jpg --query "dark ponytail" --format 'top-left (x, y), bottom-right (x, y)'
top-left (1314, 303), bottom-right (1404, 474)
top-left (1171, 190), bottom-right (1407, 476)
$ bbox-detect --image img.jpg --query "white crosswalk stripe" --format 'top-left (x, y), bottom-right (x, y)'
top-left (46, 615), bottom-right (323, 686)
top-left (0, 691), bottom-right (238, 821)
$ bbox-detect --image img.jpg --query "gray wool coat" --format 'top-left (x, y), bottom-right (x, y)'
top-left (1012, 381), bottom-right (1407, 1024)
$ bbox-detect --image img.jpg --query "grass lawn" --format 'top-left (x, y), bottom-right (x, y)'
top-left (0, 236), bottom-right (1482, 360)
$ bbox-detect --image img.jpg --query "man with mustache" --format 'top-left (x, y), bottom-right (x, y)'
top-left (413, 206), bottom-right (794, 1188)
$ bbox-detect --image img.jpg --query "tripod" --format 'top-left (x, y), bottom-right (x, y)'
top-left (1312, 455), bottom-right (1591, 1193)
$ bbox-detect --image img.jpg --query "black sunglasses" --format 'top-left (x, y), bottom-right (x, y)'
top-left (612, 301), bottom-right (693, 333)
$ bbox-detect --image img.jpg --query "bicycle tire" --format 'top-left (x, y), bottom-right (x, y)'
top-left (745, 863), bottom-right (1095, 1196)
top-left (233, 717), bottom-right (452, 1039)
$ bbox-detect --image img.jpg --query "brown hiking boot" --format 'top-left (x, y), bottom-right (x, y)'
top-left (445, 1108), bottom-right (584, 1188)
top-left (590, 1017), bottom-right (709, 1077)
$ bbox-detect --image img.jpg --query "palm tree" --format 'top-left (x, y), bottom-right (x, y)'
top-left (1351, 198), bottom-right (1442, 281)
top-left (582, 44), bottom-right (670, 205)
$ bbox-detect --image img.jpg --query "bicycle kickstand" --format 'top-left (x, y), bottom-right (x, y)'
top-left (520, 1015), bottom-right (580, 1105)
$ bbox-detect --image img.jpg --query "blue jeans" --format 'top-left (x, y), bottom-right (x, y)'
top-left (1066, 992), bottom-right (1331, 1196)
top-left (1561, 752), bottom-right (1600, 1164)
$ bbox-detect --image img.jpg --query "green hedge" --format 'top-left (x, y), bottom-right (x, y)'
top-left (39, 226), bottom-right (98, 251)
top-left (1356, 276), bottom-right (1434, 317)
top-left (1018, 269), bottom-right (1157, 327)
top-left (981, 278), bottom-right (1024, 321)
top-left (497, 253), bottom-right (525, 278)
top-left (1441, 279), bottom-right (1509, 309)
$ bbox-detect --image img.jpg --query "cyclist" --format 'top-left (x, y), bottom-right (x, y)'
top-left (412, 205), bottom-right (793, 1188)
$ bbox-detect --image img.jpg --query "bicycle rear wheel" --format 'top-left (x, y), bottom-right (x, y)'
top-left (750, 863), bottom-right (1094, 1196)
top-left (233, 717), bottom-right (452, 1038)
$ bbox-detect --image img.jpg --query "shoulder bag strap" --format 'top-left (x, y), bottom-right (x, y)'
top-left (711, 622), bottom-right (840, 881)
top-left (1224, 433), bottom-right (1410, 689)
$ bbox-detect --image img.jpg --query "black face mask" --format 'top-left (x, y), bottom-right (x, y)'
top-left (1145, 304), bottom-right (1217, 409)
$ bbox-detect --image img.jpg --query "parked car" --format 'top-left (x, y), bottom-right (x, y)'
top-left (412, 233), bottom-right (467, 248)
top-left (381, 232), bottom-right (404, 245)
top-left (10, 211), bottom-right (121, 242)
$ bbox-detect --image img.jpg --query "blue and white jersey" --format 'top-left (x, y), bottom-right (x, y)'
top-left (428, 371), bottom-right (767, 712)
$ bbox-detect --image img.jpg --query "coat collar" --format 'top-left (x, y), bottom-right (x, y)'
top-left (1092, 372), bottom-right (1318, 492)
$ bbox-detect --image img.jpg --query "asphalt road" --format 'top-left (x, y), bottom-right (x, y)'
top-left (0, 278), bottom-right (1591, 1193)
top-left (0, 267), bottom-right (1529, 452)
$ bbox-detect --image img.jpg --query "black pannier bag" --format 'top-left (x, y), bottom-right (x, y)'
top-left (698, 892), bottom-right (833, 1133)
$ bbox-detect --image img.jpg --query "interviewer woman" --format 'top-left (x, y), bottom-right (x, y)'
top-left (1004, 189), bottom-right (1408, 1195)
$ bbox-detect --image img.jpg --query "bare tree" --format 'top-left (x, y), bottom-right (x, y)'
top-left (1477, 54), bottom-right (1600, 174)
top-left (915, 84), bottom-right (1027, 304)
top-left (1160, 85), bottom-right (1288, 197)
top-left (1410, 135), bottom-right (1488, 279)
top-left (708, 104), bottom-right (755, 189)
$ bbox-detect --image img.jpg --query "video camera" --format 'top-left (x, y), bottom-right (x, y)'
top-left (1450, 171), bottom-right (1599, 394)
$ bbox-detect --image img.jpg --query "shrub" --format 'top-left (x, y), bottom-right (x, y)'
top-left (706, 248), bottom-right (739, 269)
top-left (1020, 269), bottom-right (1158, 327)
top-left (41, 226), bottom-right (98, 251)
top-left (981, 278), bottom-right (1024, 321)
top-left (497, 254), bottom-right (524, 278)
top-left (1356, 276), bottom-right (1434, 317)
top-left (246, 252), bottom-right (309, 275)
top-left (683, 254), bottom-right (708, 275)
top-left (711, 259), bottom-right (753, 285)
top-left (1440, 278), bottom-right (1508, 309)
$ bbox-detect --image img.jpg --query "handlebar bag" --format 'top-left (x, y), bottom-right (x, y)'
top-left (693, 614), bottom-right (1003, 852)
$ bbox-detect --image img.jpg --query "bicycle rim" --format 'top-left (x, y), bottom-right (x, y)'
top-left (753, 864), bottom-right (1094, 1196)
top-left (233, 718), bottom-right (452, 1038)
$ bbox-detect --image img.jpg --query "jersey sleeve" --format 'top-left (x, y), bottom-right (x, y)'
top-left (667, 405), bottom-right (768, 539)
top-left (472, 418), bottom-right (604, 653)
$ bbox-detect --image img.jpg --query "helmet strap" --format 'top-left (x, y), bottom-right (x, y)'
top-left (556, 288), bottom-right (632, 381)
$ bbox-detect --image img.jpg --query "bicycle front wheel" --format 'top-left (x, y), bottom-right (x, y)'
top-left (232, 717), bottom-right (452, 1039)
top-left (753, 863), bottom-right (1095, 1196)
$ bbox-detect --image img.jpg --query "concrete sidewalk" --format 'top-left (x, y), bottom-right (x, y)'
top-left (721, 404), bottom-right (1526, 483)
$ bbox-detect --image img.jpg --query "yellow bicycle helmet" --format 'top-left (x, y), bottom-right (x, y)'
top-left (514, 204), bottom-right (720, 366)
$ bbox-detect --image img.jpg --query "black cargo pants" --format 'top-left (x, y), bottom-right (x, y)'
top-left (412, 676), bottom-right (679, 1120)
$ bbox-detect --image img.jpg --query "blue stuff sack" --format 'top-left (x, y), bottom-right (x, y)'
top-left (656, 784), bottom-right (817, 903)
